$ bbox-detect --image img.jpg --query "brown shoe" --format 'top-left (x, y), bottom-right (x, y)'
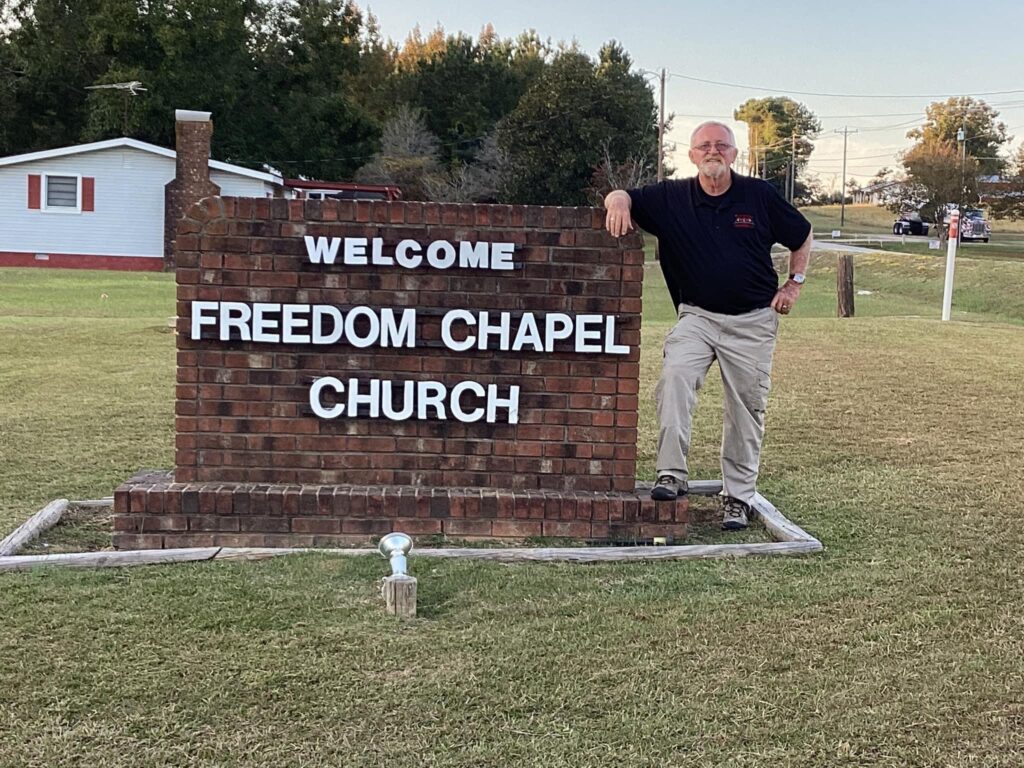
top-left (651, 475), bottom-right (687, 501)
top-left (722, 497), bottom-right (750, 530)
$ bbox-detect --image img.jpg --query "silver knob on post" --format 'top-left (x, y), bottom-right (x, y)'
top-left (378, 532), bottom-right (413, 577)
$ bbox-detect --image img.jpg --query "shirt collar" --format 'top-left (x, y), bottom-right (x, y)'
top-left (693, 170), bottom-right (744, 208)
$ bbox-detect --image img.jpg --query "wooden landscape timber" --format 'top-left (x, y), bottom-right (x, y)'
top-left (0, 488), bottom-right (822, 572)
top-left (0, 499), bottom-right (69, 556)
top-left (382, 574), bottom-right (418, 618)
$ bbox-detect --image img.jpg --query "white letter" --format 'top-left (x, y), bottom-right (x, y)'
top-left (441, 309), bottom-right (476, 351)
top-left (511, 312), bottom-right (544, 352)
top-left (344, 306), bottom-right (381, 348)
top-left (451, 381), bottom-right (486, 422)
top-left (344, 237), bottom-right (368, 265)
top-left (310, 377), bottom-right (345, 418)
top-left (304, 236), bottom-right (341, 264)
top-left (371, 237), bottom-right (392, 265)
top-left (543, 312), bottom-right (573, 352)
top-left (251, 302), bottom-right (280, 343)
top-left (281, 304), bottom-right (311, 344)
top-left (396, 239), bottom-right (423, 268)
top-left (477, 311), bottom-right (512, 351)
top-left (347, 378), bottom-right (381, 418)
top-left (190, 300), bottom-right (219, 340)
top-left (426, 240), bottom-right (457, 269)
top-left (604, 315), bottom-right (630, 355)
top-left (486, 384), bottom-right (520, 424)
top-left (417, 381), bottom-right (448, 419)
top-left (312, 305), bottom-right (343, 344)
top-left (381, 380), bottom-right (415, 420)
top-left (381, 308), bottom-right (416, 348)
top-left (574, 314), bottom-right (603, 353)
top-left (491, 242), bottom-right (515, 270)
top-left (458, 241), bottom-right (489, 269)
top-left (219, 302), bottom-right (252, 341)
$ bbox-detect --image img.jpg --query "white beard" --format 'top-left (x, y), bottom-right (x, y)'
top-left (700, 158), bottom-right (728, 180)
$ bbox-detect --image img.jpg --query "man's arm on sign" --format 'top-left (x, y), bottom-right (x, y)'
top-left (604, 190), bottom-right (634, 237)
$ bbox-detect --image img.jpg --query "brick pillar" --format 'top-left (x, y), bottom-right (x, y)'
top-left (164, 110), bottom-right (220, 270)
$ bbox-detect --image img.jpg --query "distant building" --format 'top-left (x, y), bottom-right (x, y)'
top-left (0, 116), bottom-right (284, 271)
top-left (851, 179), bottom-right (904, 205)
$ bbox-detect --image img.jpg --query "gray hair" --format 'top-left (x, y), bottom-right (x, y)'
top-left (690, 121), bottom-right (737, 146)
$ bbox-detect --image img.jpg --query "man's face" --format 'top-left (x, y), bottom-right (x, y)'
top-left (689, 127), bottom-right (737, 181)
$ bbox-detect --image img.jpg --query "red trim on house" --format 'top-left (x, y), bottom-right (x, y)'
top-left (283, 178), bottom-right (402, 200)
top-left (0, 251), bottom-right (164, 272)
top-left (27, 175), bottom-right (41, 209)
top-left (82, 177), bottom-right (95, 211)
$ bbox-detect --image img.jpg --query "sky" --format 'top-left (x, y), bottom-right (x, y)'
top-left (364, 0), bottom-right (1024, 188)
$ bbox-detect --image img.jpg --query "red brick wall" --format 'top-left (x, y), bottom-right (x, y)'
top-left (173, 196), bottom-right (644, 494)
top-left (164, 117), bottom-right (219, 270)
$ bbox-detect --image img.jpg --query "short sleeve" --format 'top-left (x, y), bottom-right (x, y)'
top-left (765, 186), bottom-right (812, 250)
top-left (627, 184), bottom-right (667, 238)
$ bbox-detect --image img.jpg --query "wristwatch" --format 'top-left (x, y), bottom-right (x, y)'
top-left (788, 273), bottom-right (806, 285)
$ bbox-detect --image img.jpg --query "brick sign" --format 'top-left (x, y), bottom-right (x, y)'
top-left (114, 197), bottom-right (690, 548)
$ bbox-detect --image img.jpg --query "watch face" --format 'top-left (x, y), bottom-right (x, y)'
top-left (791, 274), bottom-right (805, 284)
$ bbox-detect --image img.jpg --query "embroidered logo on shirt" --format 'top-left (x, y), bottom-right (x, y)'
top-left (734, 214), bottom-right (755, 229)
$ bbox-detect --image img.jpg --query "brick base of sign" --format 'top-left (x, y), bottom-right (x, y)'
top-left (113, 470), bottom-right (693, 549)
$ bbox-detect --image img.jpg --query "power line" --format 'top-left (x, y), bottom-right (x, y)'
top-left (665, 70), bottom-right (1024, 100)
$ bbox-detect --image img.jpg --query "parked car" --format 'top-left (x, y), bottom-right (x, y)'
top-left (960, 209), bottom-right (991, 242)
top-left (942, 207), bottom-right (991, 243)
top-left (893, 212), bottom-right (930, 236)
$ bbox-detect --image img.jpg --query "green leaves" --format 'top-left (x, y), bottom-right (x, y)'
top-left (734, 96), bottom-right (820, 198)
top-left (497, 47), bottom-right (658, 205)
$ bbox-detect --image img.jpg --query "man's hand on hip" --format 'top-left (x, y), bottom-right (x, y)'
top-left (604, 190), bottom-right (634, 237)
top-left (771, 280), bottom-right (801, 315)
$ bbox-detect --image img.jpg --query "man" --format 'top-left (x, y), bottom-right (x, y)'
top-left (604, 121), bottom-right (812, 530)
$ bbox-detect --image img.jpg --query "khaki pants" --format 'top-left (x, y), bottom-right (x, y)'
top-left (655, 303), bottom-right (779, 504)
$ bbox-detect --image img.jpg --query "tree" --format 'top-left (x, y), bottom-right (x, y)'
top-left (393, 27), bottom-right (544, 166)
top-left (355, 104), bottom-right (442, 200)
top-left (346, 10), bottom-right (399, 123)
top-left (734, 96), bottom-right (820, 197)
top-left (1, 0), bottom-right (110, 154)
top-left (252, 0), bottom-right (380, 180)
top-left (907, 96), bottom-right (1008, 176)
top-left (899, 139), bottom-right (980, 238)
top-left (587, 138), bottom-right (657, 204)
top-left (424, 133), bottom-right (507, 203)
top-left (497, 43), bottom-right (658, 205)
top-left (987, 144), bottom-right (1024, 221)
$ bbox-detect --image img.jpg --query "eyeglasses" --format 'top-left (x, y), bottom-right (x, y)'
top-left (692, 141), bottom-right (735, 154)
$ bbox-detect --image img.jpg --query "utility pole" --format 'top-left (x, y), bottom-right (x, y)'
top-left (957, 124), bottom-right (966, 212)
top-left (834, 126), bottom-right (858, 226)
top-left (657, 68), bottom-right (666, 183)
top-left (789, 132), bottom-right (797, 203)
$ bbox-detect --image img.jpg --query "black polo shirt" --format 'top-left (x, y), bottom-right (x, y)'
top-left (628, 172), bottom-right (811, 314)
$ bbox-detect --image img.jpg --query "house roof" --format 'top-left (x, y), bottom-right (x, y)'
top-left (0, 137), bottom-right (283, 185)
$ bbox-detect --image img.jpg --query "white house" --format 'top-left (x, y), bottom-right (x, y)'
top-left (0, 131), bottom-right (284, 271)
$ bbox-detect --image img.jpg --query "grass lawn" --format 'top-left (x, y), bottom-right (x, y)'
top-left (800, 203), bottom-right (1024, 236)
top-left (2, 259), bottom-right (1024, 766)
top-left (869, 237), bottom-right (1024, 263)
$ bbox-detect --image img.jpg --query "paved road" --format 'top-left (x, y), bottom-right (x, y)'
top-left (812, 232), bottom-right (935, 253)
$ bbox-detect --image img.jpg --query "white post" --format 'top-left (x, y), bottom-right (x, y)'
top-left (941, 210), bottom-right (960, 321)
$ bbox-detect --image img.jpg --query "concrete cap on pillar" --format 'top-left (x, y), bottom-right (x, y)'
top-left (175, 110), bottom-right (212, 122)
